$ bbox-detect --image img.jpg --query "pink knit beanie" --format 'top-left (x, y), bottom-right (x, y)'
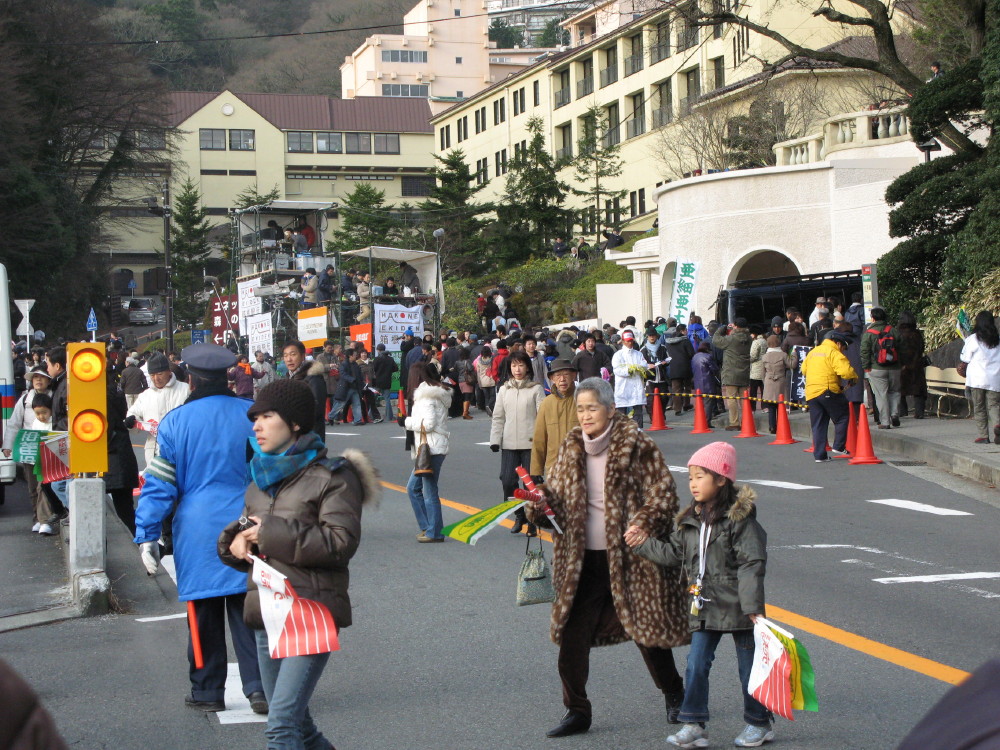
top-left (688, 441), bottom-right (737, 482)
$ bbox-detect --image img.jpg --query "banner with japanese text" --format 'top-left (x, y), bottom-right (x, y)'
top-left (237, 278), bottom-right (262, 334)
top-left (297, 307), bottom-right (327, 348)
top-left (246, 313), bottom-right (274, 356)
top-left (209, 294), bottom-right (239, 347)
top-left (374, 304), bottom-right (424, 352)
top-left (668, 261), bottom-right (699, 323)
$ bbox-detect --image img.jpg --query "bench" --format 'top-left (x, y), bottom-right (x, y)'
top-left (925, 366), bottom-right (971, 418)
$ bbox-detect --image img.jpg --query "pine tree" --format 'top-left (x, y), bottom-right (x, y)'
top-left (537, 18), bottom-right (569, 48)
top-left (572, 106), bottom-right (627, 248)
top-left (488, 18), bottom-right (524, 48)
top-left (169, 179), bottom-right (214, 327)
top-left (327, 183), bottom-right (400, 253)
top-left (419, 149), bottom-right (491, 276)
top-left (496, 116), bottom-right (570, 264)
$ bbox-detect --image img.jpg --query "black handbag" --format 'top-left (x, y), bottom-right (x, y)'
top-left (414, 422), bottom-right (434, 475)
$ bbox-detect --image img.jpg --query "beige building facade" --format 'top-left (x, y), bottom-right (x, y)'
top-left (105, 91), bottom-right (435, 295)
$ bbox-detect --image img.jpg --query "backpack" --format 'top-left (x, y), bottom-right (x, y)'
top-left (869, 325), bottom-right (898, 365)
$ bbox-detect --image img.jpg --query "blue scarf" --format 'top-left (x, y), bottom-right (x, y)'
top-left (249, 432), bottom-right (325, 493)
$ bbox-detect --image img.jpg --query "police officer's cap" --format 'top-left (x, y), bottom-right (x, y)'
top-left (181, 342), bottom-right (237, 377)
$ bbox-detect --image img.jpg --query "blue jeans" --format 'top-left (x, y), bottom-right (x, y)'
top-left (678, 628), bottom-right (772, 727)
top-left (406, 453), bottom-right (446, 539)
top-left (327, 390), bottom-right (362, 424)
top-left (255, 629), bottom-right (332, 750)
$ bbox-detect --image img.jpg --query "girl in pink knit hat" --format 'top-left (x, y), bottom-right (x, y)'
top-left (625, 442), bottom-right (772, 748)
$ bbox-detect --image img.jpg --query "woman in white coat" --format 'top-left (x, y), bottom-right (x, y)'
top-left (489, 351), bottom-right (545, 535)
top-left (611, 330), bottom-right (650, 428)
top-left (403, 362), bottom-right (453, 542)
top-left (960, 310), bottom-right (1000, 444)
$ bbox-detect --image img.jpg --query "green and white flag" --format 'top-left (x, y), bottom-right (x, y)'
top-left (441, 499), bottom-right (527, 545)
top-left (12, 429), bottom-right (62, 465)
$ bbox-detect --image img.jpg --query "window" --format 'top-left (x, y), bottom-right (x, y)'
top-left (494, 149), bottom-right (508, 176)
top-left (712, 56), bottom-right (725, 89)
top-left (439, 125), bottom-right (451, 150)
top-left (639, 188), bottom-right (646, 214)
top-left (136, 130), bottom-right (166, 150)
top-left (454, 8), bottom-right (461, 15)
top-left (381, 50), bottom-right (428, 63)
top-left (474, 105), bottom-right (487, 134)
top-left (475, 157), bottom-right (490, 185)
top-left (630, 190), bottom-right (638, 217)
top-left (513, 87), bottom-right (525, 115)
top-left (374, 133), bottom-right (400, 154)
top-left (456, 57), bottom-right (463, 64)
top-left (401, 175), bottom-right (435, 197)
top-left (345, 132), bottom-right (371, 153)
top-left (317, 132), bottom-right (343, 153)
top-left (229, 169), bottom-right (257, 176)
top-left (456, 90), bottom-right (464, 98)
top-left (287, 131), bottom-right (314, 152)
top-left (200, 169), bottom-right (227, 175)
top-left (533, 80), bottom-right (540, 107)
top-left (493, 98), bottom-right (506, 124)
top-left (733, 25), bottom-right (750, 62)
top-left (457, 116), bottom-right (468, 142)
top-left (229, 129), bottom-right (255, 150)
top-left (713, 22), bottom-right (723, 39)
top-left (199, 128), bottom-right (226, 150)
top-left (381, 83), bottom-right (429, 97)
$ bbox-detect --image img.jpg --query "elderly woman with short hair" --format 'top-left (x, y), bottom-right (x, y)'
top-left (527, 377), bottom-right (689, 738)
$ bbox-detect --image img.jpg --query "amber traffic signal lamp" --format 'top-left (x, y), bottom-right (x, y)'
top-left (67, 343), bottom-right (108, 474)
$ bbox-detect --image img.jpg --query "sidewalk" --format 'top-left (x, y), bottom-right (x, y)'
top-left (0, 480), bottom-right (75, 631)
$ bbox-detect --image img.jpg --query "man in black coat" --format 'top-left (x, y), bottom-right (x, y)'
top-left (640, 329), bottom-right (671, 422)
top-left (325, 347), bottom-right (364, 426)
top-left (663, 324), bottom-right (696, 415)
top-left (282, 341), bottom-right (327, 436)
top-left (373, 343), bottom-right (399, 415)
top-left (572, 334), bottom-right (611, 380)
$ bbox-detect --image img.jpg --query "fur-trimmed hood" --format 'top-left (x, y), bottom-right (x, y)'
top-left (677, 483), bottom-right (757, 526)
top-left (305, 360), bottom-right (326, 377)
top-left (342, 448), bottom-right (381, 508)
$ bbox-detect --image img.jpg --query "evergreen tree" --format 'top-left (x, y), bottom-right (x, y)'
top-left (495, 116), bottom-right (570, 264)
top-left (234, 183), bottom-right (281, 209)
top-left (419, 149), bottom-right (491, 276)
top-left (571, 106), bottom-right (627, 247)
top-left (488, 18), bottom-right (524, 48)
top-left (169, 179), bottom-right (215, 327)
top-left (537, 17), bottom-right (569, 48)
top-left (327, 183), bottom-right (400, 252)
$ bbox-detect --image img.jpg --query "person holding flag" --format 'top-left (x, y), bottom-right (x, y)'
top-left (219, 379), bottom-right (379, 750)
top-left (626, 441), bottom-right (773, 748)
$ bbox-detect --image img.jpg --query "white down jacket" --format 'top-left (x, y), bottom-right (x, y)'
top-left (127, 374), bottom-right (190, 465)
top-left (405, 382), bottom-right (452, 457)
top-left (490, 377), bottom-right (545, 450)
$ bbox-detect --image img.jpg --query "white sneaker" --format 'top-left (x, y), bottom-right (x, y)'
top-left (37, 523), bottom-right (55, 536)
top-left (31, 522), bottom-right (41, 533)
top-left (734, 723), bottom-right (775, 747)
top-left (667, 723), bottom-right (709, 748)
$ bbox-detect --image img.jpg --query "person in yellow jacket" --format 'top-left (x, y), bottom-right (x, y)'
top-left (801, 332), bottom-right (858, 462)
top-left (530, 358), bottom-right (579, 482)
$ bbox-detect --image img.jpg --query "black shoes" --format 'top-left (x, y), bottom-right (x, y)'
top-left (546, 710), bottom-right (591, 738)
top-left (510, 518), bottom-right (525, 534)
top-left (665, 692), bottom-right (684, 724)
top-left (525, 522), bottom-right (538, 537)
top-left (185, 696), bottom-right (225, 712)
top-left (891, 416), bottom-right (901, 427)
top-left (249, 691), bottom-right (268, 715)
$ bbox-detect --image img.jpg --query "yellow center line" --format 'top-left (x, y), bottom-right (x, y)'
top-left (380, 480), bottom-right (969, 685)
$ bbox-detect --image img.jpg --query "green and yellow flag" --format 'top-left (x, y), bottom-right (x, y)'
top-left (441, 499), bottom-right (526, 545)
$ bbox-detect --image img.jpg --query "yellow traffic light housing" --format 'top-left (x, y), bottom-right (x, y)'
top-left (67, 343), bottom-right (108, 474)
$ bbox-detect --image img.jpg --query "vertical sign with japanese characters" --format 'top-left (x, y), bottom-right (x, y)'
top-left (237, 278), bottom-right (262, 334)
top-left (669, 261), bottom-right (698, 323)
top-left (246, 313), bottom-right (273, 356)
top-left (210, 294), bottom-right (239, 346)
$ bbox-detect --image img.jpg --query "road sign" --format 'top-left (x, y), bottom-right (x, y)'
top-left (15, 320), bottom-right (33, 336)
top-left (14, 299), bottom-right (35, 315)
top-left (127, 279), bottom-right (137, 290)
top-left (86, 308), bottom-right (98, 332)
top-left (191, 329), bottom-right (210, 345)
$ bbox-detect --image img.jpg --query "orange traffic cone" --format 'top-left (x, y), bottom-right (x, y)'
top-left (735, 390), bottom-right (761, 438)
top-left (346, 406), bottom-right (353, 423)
top-left (849, 404), bottom-right (883, 465)
top-left (769, 395), bottom-right (798, 445)
top-left (647, 389), bottom-right (671, 431)
top-left (844, 402), bottom-right (858, 457)
top-left (398, 389), bottom-right (407, 418)
top-left (691, 390), bottom-right (712, 434)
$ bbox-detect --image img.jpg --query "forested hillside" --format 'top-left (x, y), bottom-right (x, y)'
top-left (91, 0), bottom-right (411, 94)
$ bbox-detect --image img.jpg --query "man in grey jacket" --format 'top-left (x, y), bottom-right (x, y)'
top-left (712, 318), bottom-right (752, 430)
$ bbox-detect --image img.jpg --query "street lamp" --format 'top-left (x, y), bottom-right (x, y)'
top-left (916, 138), bottom-right (941, 163)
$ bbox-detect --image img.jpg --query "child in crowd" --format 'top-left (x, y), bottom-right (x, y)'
top-left (625, 442), bottom-right (772, 748)
top-left (31, 393), bottom-right (53, 430)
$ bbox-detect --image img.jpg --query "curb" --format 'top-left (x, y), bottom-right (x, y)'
top-left (752, 409), bottom-right (1000, 489)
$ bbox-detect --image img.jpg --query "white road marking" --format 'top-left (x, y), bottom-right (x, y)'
top-left (135, 612), bottom-right (187, 622)
top-left (161, 555), bottom-right (177, 586)
top-left (868, 499), bottom-right (972, 516)
top-left (668, 466), bottom-right (820, 490)
top-left (326, 432), bottom-right (359, 436)
top-left (216, 663), bottom-right (267, 724)
top-left (874, 572), bottom-right (1000, 584)
top-left (390, 435), bottom-right (406, 439)
top-left (476, 442), bottom-right (491, 446)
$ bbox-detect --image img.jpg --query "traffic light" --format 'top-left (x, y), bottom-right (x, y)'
top-left (67, 343), bottom-right (108, 474)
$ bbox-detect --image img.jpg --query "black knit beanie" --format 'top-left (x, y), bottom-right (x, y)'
top-left (247, 379), bottom-right (315, 433)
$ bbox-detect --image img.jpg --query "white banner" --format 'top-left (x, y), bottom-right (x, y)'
top-left (374, 304), bottom-right (424, 352)
top-left (246, 312), bottom-right (274, 356)
top-left (669, 260), bottom-right (699, 323)
top-left (237, 278), bottom-right (262, 334)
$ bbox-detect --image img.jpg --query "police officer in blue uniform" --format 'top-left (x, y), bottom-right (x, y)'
top-left (134, 343), bottom-right (267, 714)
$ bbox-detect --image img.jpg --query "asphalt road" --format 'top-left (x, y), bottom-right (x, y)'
top-left (2, 413), bottom-right (998, 749)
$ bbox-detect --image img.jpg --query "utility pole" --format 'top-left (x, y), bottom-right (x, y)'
top-left (162, 180), bottom-right (174, 354)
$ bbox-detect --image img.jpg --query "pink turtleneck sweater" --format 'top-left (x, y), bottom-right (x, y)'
top-left (583, 421), bottom-right (614, 550)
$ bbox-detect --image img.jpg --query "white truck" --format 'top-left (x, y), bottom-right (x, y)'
top-left (0, 264), bottom-right (19, 502)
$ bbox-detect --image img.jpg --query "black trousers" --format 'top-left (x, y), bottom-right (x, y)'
top-left (807, 391), bottom-right (849, 459)
top-left (188, 594), bottom-right (263, 702)
top-left (559, 550), bottom-right (683, 717)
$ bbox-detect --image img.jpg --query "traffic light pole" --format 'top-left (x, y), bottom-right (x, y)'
top-left (162, 180), bottom-right (174, 354)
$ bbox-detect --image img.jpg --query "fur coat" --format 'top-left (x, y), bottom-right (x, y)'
top-left (529, 413), bottom-right (690, 649)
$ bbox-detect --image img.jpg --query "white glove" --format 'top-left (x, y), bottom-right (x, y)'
top-left (139, 541), bottom-right (160, 576)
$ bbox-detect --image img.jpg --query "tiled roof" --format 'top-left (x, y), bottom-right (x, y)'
top-left (166, 92), bottom-right (434, 133)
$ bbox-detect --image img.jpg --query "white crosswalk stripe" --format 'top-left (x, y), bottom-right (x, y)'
top-left (216, 663), bottom-right (267, 724)
top-left (868, 499), bottom-right (972, 516)
top-left (667, 466), bottom-right (820, 490)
